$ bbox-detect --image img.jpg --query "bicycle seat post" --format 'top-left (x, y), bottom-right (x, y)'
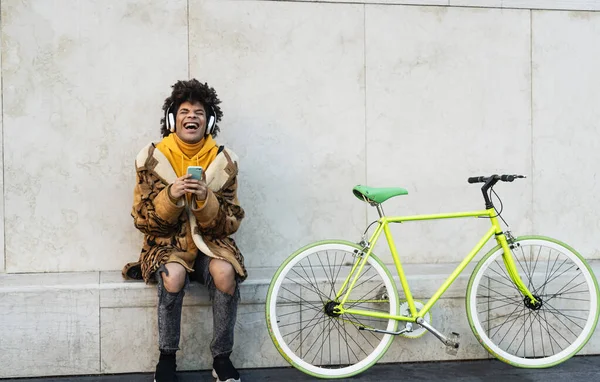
top-left (375, 203), bottom-right (385, 218)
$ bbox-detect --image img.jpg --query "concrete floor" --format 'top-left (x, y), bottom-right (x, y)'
top-left (3, 355), bottom-right (600, 382)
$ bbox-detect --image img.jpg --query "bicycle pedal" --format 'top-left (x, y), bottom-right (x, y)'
top-left (445, 332), bottom-right (460, 356)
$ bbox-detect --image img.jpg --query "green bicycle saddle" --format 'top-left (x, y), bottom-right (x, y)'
top-left (352, 185), bottom-right (408, 204)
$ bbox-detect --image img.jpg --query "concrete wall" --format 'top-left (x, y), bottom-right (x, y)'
top-left (2, 0), bottom-right (599, 275)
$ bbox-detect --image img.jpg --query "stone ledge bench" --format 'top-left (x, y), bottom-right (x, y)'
top-left (2, 261), bottom-right (599, 379)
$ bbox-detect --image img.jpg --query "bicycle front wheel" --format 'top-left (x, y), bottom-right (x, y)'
top-left (466, 236), bottom-right (599, 368)
top-left (266, 241), bottom-right (399, 379)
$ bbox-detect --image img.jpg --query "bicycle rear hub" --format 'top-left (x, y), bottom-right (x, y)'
top-left (324, 301), bottom-right (342, 317)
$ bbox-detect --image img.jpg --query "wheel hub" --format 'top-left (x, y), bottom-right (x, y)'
top-left (324, 301), bottom-right (341, 317)
top-left (524, 295), bottom-right (543, 311)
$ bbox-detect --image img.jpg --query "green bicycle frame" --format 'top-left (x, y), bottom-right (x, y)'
top-left (334, 208), bottom-right (537, 322)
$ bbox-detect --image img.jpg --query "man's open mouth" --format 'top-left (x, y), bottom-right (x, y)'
top-left (184, 122), bottom-right (199, 130)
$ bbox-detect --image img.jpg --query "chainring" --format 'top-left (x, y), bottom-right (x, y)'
top-left (399, 300), bottom-right (431, 339)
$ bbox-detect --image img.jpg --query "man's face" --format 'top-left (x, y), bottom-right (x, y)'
top-left (174, 101), bottom-right (207, 144)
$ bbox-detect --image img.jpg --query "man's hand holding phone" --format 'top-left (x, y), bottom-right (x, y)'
top-left (168, 166), bottom-right (207, 202)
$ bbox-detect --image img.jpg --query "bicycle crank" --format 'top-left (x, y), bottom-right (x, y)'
top-left (416, 317), bottom-right (460, 355)
top-left (358, 326), bottom-right (413, 336)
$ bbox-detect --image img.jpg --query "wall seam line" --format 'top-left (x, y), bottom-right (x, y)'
top-left (98, 272), bottom-right (102, 373)
top-left (187, 0), bottom-right (191, 78)
top-left (1, 2), bottom-right (6, 273)
top-left (363, 4), bottom-right (369, 227)
top-left (530, 10), bottom-right (534, 233)
top-left (248, 0), bottom-right (598, 12)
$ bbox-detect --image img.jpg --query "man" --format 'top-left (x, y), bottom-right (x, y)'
top-left (122, 79), bottom-right (247, 382)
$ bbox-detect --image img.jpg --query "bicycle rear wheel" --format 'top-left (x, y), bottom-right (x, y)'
top-left (466, 236), bottom-right (599, 368)
top-left (266, 240), bottom-right (399, 379)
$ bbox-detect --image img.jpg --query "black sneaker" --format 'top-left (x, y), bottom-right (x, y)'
top-left (212, 356), bottom-right (241, 382)
top-left (154, 354), bottom-right (178, 382)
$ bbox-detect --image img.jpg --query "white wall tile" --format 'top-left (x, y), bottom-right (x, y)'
top-left (0, 6), bottom-right (4, 274)
top-left (365, 5), bottom-right (532, 264)
top-left (100, 304), bottom-right (286, 373)
top-left (532, 10), bottom-right (600, 259)
top-left (188, 0), bottom-right (367, 268)
top-left (255, 0), bottom-right (600, 10)
top-left (367, 0), bottom-right (449, 4)
top-left (450, 0), bottom-right (503, 7)
top-left (262, 0), bottom-right (450, 4)
top-left (100, 306), bottom-right (211, 373)
top-left (0, 273), bottom-right (100, 378)
top-left (0, 270), bottom-right (98, 290)
top-left (503, 0), bottom-right (600, 11)
top-left (1, 0), bottom-right (188, 272)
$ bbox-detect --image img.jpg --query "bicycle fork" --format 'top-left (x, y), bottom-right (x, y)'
top-left (496, 229), bottom-right (539, 307)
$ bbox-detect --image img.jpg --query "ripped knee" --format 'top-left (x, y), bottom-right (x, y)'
top-left (160, 263), bottom-right (187, 293)
top-left (210, 261), bottom-right (236, 295)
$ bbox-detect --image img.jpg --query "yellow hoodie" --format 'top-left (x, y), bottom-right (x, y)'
top-left (156, 133), bottom-right (219, 206)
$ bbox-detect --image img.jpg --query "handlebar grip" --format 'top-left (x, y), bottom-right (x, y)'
top-left (500, 175), bottom-right (515, 182)
top-left (468, 176), bottom-right (486, 184)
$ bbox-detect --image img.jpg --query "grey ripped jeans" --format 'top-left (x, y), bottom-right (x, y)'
top-left (156, 252), bottom-right (240, 358)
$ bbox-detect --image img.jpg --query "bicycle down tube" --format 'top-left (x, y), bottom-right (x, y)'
top-left (335, 208), bottom-right (538, 322)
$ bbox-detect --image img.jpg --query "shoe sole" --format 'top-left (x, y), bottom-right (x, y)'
top-left (212, 369), bottom-right (241, 382)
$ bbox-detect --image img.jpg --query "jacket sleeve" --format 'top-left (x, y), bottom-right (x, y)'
top-left (131, 169), bottom-right (185, 237)
top-left (191, 174), bottom-right (245, 238)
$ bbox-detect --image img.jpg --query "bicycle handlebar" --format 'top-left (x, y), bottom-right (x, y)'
top-left (468, 174), bottom-right (526, 184)
top-left (468, 174), bottom-right (526, 209)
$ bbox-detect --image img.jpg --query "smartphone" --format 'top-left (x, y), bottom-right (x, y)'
top-left (187, 166), bottom-right (203, 181)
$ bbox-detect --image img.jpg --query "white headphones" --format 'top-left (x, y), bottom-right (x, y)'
top-left (165, 102), bottom-right (216, 135)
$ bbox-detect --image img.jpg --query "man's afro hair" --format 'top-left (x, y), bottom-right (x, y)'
top-left (160, 79), bottom-right (223, 137)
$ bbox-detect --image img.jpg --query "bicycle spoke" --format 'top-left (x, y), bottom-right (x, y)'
top-left (515, 245), bottom-right (534, 291)
top-left (542, 300), bottom-right (587, 331)
top-left (538, 257), bottom-right (571, 295)
top-left (294, 264), bottom-right (329, 302)
top-left (317, 252), bottom-right (335, 300)
top-left (312, 318), bottom-right (331, 366)
top-left (483, 274), bottom-right (520, 292)
top-left (489, 304), bottom-right (526, 338)
top-left (346, 275), bottom-right (386, 310)
top-left (333, 252), bottom-right (350, 297)
top-left (294, 314), bottom-right (329, 356)
top-left (503, 306), bottom-right (528, 352)
top-left (342, 317), bottom-right (381, 345)
top-left (540, 307), bottom-right (557, 355)
top-left (332, 317), bottom-right (370, 360)
top-left (285, 274), bottom-right (330, 304)
top-left (492, 260), bottom-right (516, 287)
top-left (486, 308), bottom-right (528, 329)
top-left (325, 251), bottom-right (337, 299)
top-left (305, 257), bottom-right (326, 304)
top-left (304, 316), bottom-right (331, 361)
top-left (480, 300), bottom-right (526, 317)
top-left (283, 307), bottom-right (323, 344)
top-left (514, 309), bottom-right (538, 357)
top-left (543, 279), bottom-right (588, 306)
top-left (280, 287), bottom-right (323, 312)
top-left (532, 308), bottom-right (573, 346)
top-left (332, 318), bottom-right (356, 366)
top-left (530, 246), bottom-right (543, 291)
top-left (290, 267), bottom-right (330, 301)
top-left (477, 283), bottom-right (522, 303)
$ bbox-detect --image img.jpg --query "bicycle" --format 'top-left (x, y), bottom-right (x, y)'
top-left (265, 174), bottom-right (600, 379)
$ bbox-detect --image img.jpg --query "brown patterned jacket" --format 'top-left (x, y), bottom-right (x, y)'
top-left (122, 143), bottom-right (247, 283)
